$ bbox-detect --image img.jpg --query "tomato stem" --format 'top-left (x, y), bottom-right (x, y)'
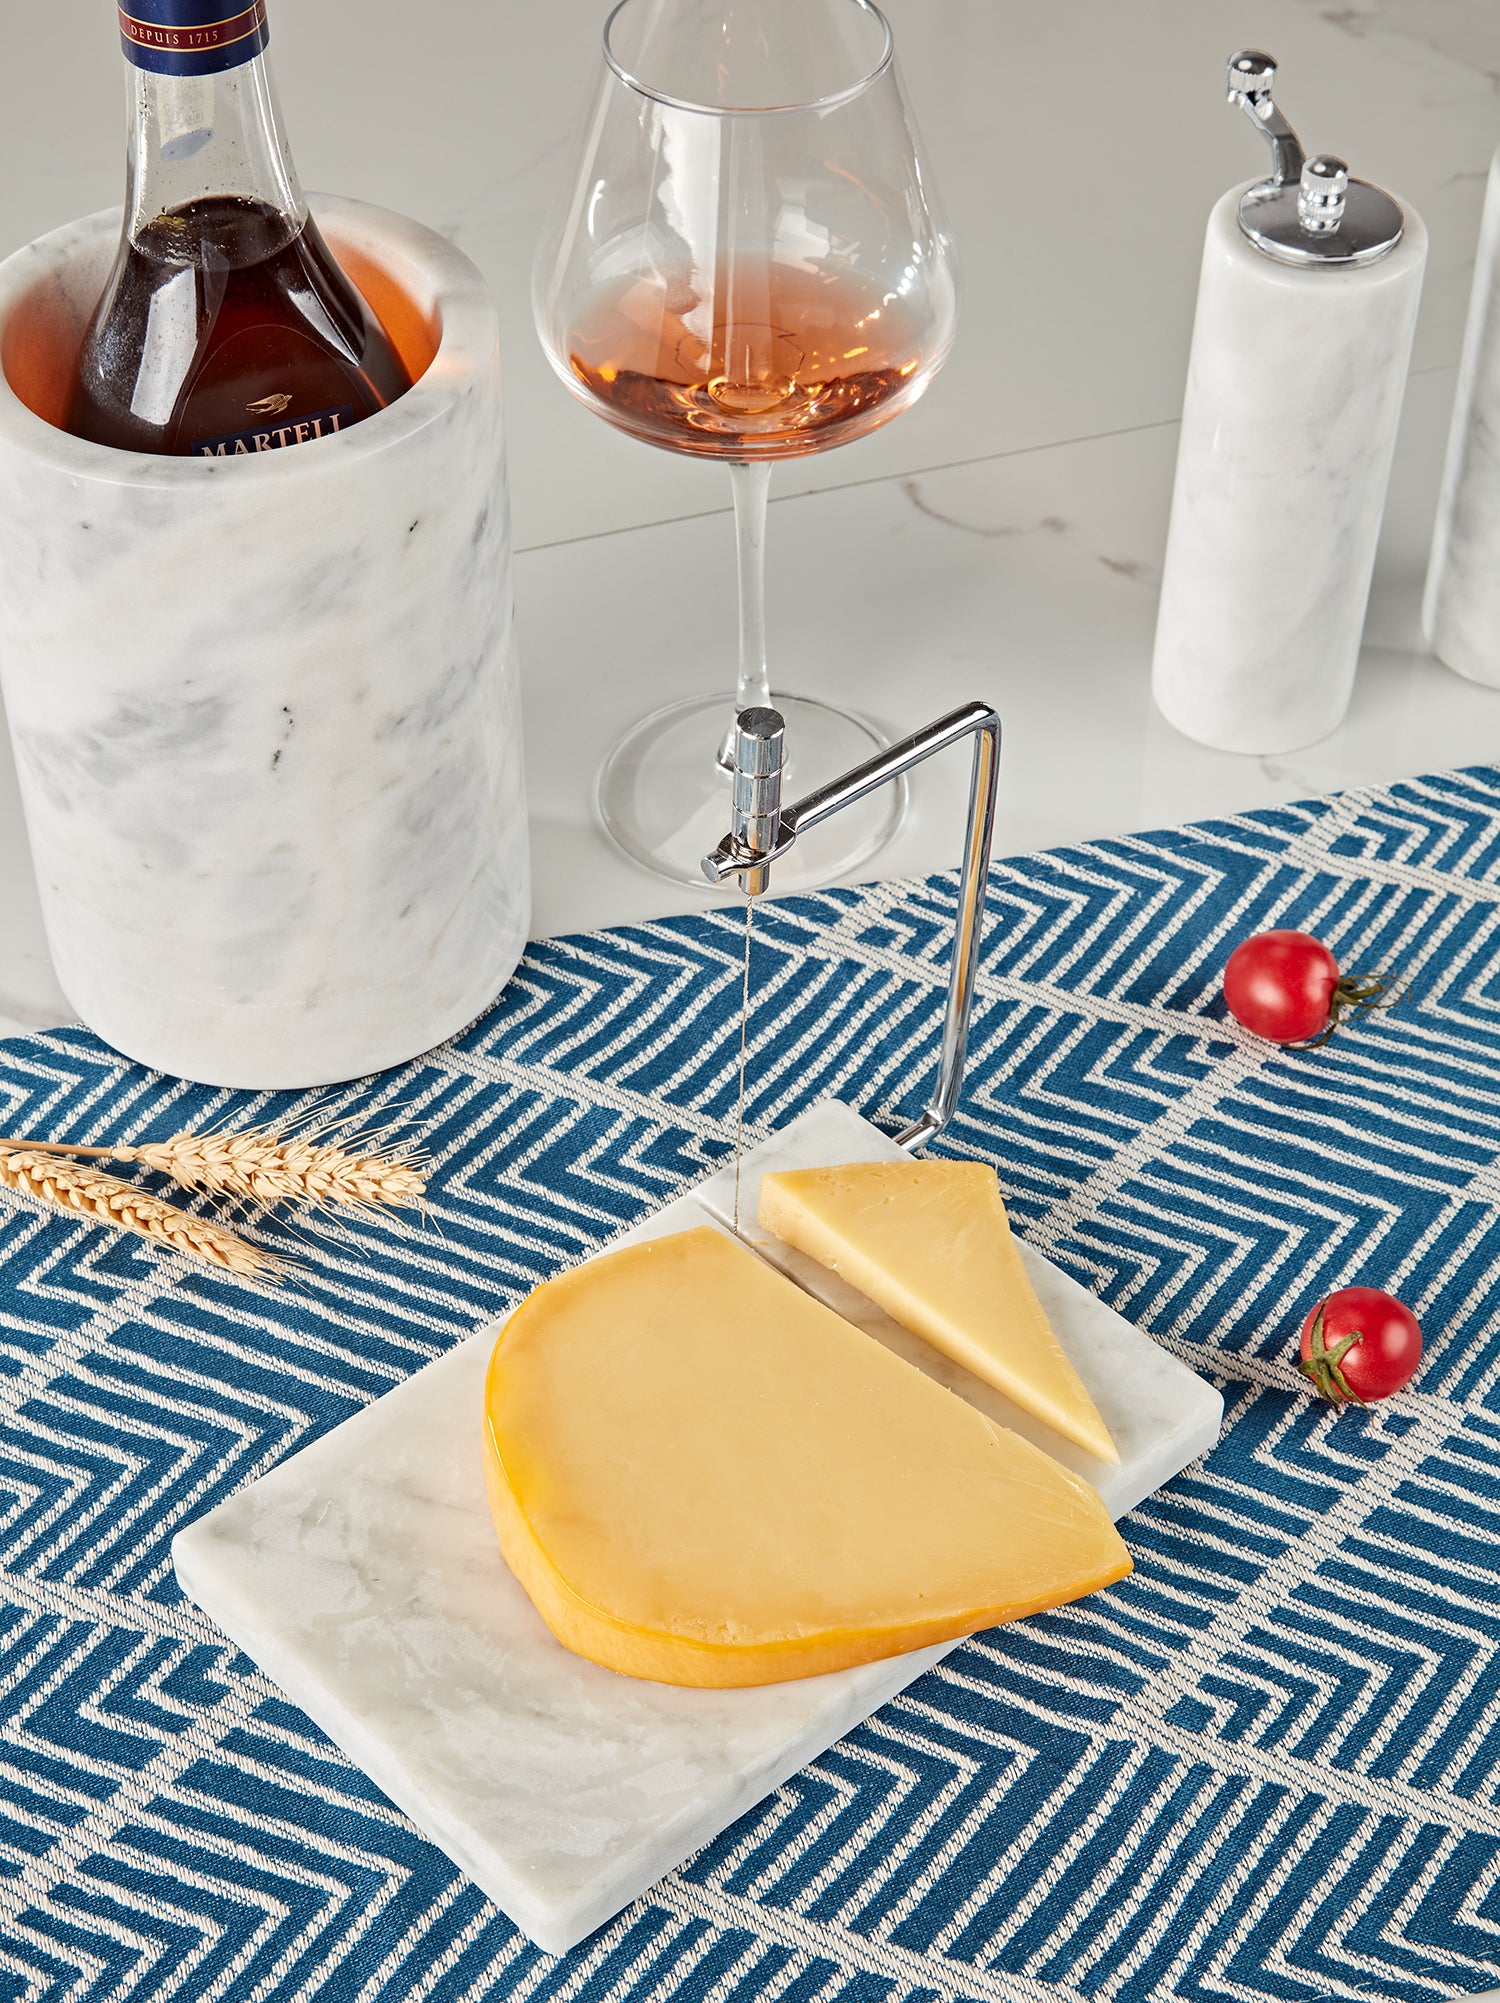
top-left (1304, 968), bottom-right (1409, 1048)
top-left (1299, 1303), bottom-right (1367, 1405)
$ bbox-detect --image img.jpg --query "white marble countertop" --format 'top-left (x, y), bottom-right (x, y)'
top-left (2, 0), bottom-right (1500, 1035)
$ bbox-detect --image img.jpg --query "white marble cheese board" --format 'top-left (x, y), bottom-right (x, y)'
top-left (172, 1099), bottom-right (1223, 1955)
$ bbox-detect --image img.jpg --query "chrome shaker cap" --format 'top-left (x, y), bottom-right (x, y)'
top-left (1227, 51), bottom-right (1404, 267)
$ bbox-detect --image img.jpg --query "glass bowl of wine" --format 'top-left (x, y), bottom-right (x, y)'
top-left (535, 0), bottom-right (958, 889)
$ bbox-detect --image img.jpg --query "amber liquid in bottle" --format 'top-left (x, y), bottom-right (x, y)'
top-left (566, 264), bottom-right (925, 459)
top-left (68, 195), bottom-right (411, 456)
top-left (69, 1), bottom-right (412, 457)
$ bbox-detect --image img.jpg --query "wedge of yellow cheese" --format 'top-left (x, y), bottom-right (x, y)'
top-left (483, 1225), bottom-right (1129, 1688)
top-left (758, 1160), bottom-right (1118, 1465)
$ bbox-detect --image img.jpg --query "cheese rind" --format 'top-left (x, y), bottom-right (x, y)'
top-left (758, 1161), bottom-right (1118, 1464)
top-left (483, 1225), bottom-right (1130, 1688)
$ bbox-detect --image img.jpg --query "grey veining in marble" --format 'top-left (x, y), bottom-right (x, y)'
top-left (1153, 185), bottom-right (1426, 756)
top-left (173, 1100), bottom-right (1223, 1955)
top-left (0, 198), bottom-right (528, 1088)
top-left (1425, 147), bottom-right (1500, 687)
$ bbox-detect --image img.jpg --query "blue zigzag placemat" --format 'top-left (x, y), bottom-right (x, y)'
top-left (3, 767), bottom-right (1500, 2003)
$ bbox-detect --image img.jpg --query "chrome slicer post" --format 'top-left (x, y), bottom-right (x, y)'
top-left (703, 700), bottom-right (1001, 1151)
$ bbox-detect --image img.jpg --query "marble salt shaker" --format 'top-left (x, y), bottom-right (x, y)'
top-left (1152, 52), bottom-right (1426, 755)
top-left (0, 197), bottom-right (529, 1089)
top-left (1424, 147), bottom-right (1500, 685)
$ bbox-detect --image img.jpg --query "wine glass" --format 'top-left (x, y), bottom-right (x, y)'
top-left (535, 0), bottom-right (958, 889)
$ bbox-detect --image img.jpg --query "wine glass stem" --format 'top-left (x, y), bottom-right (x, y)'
top-left (718, 458), bottom-right (773, 770)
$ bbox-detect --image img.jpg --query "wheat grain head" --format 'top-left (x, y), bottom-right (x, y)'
top-left (112, 1124), bottom-right (427, 1211)
top-left (0, 1148), bottom-right (285, 1279)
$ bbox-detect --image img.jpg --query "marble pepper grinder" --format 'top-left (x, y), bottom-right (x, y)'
top-left (1424, 145), bottom-right (1500, 684)
top-left (1152, 52), bottom-right (1426, 755)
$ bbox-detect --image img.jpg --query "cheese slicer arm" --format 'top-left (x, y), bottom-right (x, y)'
top-left (701, 699), bottom-right (1001, 1152)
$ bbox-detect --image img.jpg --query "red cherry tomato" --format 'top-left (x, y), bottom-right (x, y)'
top-left (1299, 1287), bottom-right (1422, 1406)
top-left (1224, 930), bottom-right (1341, 1043)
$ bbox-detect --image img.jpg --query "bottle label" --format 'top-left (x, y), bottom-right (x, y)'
top-left (191, 404), bottom-right (355, 457)
top-left (118, 1), bottom-right (269, 77)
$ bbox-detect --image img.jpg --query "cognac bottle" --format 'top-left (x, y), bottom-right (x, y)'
top-left (67, 1), bottom-right (412, 456)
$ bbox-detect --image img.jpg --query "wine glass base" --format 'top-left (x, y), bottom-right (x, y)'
top-left (596, 692), bottom-right (906, 892)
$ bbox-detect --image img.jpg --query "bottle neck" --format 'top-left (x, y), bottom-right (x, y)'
top-left (119, 5), bottom-right (306, 241)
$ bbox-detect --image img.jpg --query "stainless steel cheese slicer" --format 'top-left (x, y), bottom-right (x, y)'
top-left (701, 701), bottom-right (1001, 1165)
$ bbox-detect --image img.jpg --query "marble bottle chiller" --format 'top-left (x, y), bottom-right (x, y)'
top-left (0, 196), bottom-right (529, 1089)
top-left (1424, 146), bottom-right (1500, 684)
top-left (1152, 52), bottom-right (1426, 756)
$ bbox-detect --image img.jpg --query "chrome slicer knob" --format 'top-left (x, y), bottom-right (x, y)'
top-left (731, 706), bottom-right (784, 899)
top-left (701, 706), bottom-right (786, 898)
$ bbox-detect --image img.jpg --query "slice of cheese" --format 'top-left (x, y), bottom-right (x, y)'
top-left (483, 1225), bottom-right (1130, 1688)
top-left (758, 1160), bottom-right (1118, 1465)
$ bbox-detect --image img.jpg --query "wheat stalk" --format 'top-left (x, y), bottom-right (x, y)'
top-left (0, 1121), bottom-right (427, 1213)
top-left (0, 1148), bottom-right (284, 1279)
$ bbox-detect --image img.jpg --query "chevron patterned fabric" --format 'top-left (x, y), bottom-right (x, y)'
top-left (2, 767), bottom-right (1500, 2002)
